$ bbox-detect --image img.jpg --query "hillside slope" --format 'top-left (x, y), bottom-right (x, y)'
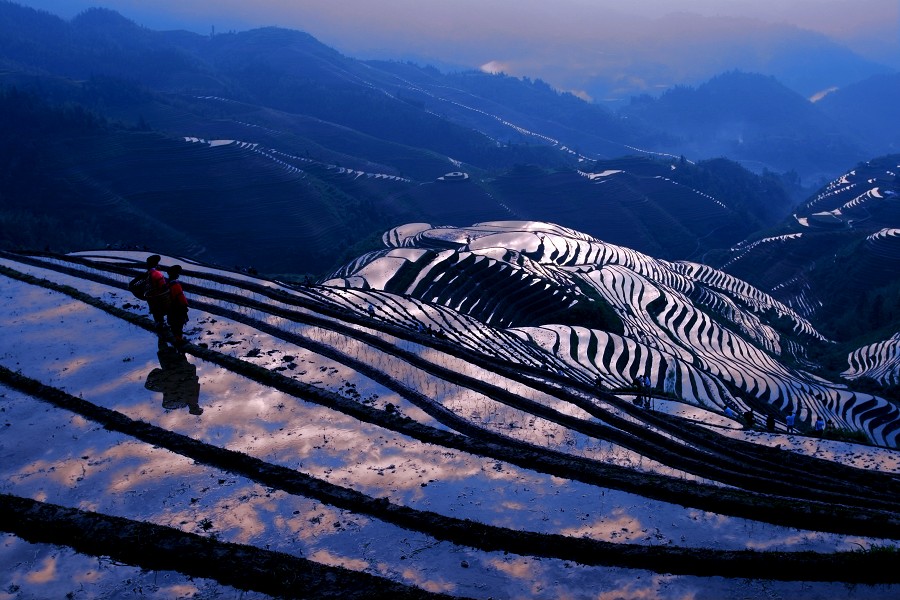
top-left (0, 86), bottom-right (796, 275)
top-left (325, 221), bottom-right (899, 447)
top-left (715, 155), bottom-right (900, 351)
top-left (2, 232), bottom-right (900, 597)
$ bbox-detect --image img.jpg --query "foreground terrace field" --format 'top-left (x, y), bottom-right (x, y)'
top-left (1, 231), bottom-right (899, 598)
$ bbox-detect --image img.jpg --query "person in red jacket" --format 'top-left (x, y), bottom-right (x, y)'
top-left (166, 264), bottom-right (189, 350)
top-left (144, 255), bottom-right (170, 330)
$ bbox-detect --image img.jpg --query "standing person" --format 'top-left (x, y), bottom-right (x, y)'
top-left (786, 411), bottom-right (795, 434)
top-left (766, 413), bottom-right (775, 433)
top-left (814, 416), bottom-right (826, 437)
top-left (642, 373), bottom-right (653, 409)
top-left (744, 409), bottom-right (755, 429)
top-left (142, 255), bottom-right (170, 331)
top-left (166, 264), bottom-right (189, 350)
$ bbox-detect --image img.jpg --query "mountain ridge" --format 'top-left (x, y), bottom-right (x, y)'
top-left (2, 1), bottom-right (896, 183)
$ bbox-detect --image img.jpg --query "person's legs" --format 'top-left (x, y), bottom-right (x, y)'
top-left (168, 314), bottom-right (187, 350)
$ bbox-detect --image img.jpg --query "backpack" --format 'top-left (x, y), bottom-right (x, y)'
top-left (128, 272), bottom-right (152, 299)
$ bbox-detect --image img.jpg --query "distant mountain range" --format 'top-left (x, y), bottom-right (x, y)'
top-left (620, 71), bottom-right (875, 181)
top-left (1, 1), bottom-right (898, 183)
top-left (0, 83), bottom-right (797, 274)
top-left (600, 12), bottom-right (895, 101)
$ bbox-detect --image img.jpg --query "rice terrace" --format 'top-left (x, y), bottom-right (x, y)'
top-left (2, 220), bottom-right (899, 599)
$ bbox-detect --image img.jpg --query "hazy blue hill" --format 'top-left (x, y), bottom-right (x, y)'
top-left (70, 6), bottom-right (145, 34)
top-left (599, 13), bottom-right (890, 101)
top-left (0, 3), bottom-right (214, 91)
top-left (391, 178), bottom-right (506, 226)
top-left (0, 84), bottom-right (557, 274)
top-left (95, 89), bottom-right (462, 182)
top-left (668, 157), bottom-right (796, 225)
top-left (0, 88), bottom-right (199, 256)
top-left (621, 71), bottom-right (866, 182)
top-left (0, 4), bottom-right (553, 173)
top-left (487, 165), bottom-right (678, 255)
top-left (197, 26), bottom-right (360, 92)
top-left (632, 72), bottom-right (815, 130)
top-left (743, 27), bottom-right (892, 98)
top-left (0, 82), bottom-right (795, 275)
top-left (192, 29), bottom-right (573, 171)
top-left (367, 61), bottom-right (637, 158)
top-left (0, 88), bottom-right (414, 273)
top-left (0, 1), bottom-right (71, 58)
top-left (817, 73), bottom-right (900, 155)
top-left (478, 157), bottom-right (791, 262)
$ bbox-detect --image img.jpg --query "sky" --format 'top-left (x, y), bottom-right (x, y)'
top-left (10, 0), bottom-right (900, 99)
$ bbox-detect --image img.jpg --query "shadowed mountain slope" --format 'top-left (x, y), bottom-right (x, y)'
top-left (707, 156), bottom-right (900, 392)
top-left (0, 3), bottom-right (892, 279)
top-left (0, 84), bottom-right (796, 275)
top-left (715, 156), bottom-right (900, 335)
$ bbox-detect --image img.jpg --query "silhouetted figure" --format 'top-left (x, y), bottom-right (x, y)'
top-left (766, 413), bottom-right (775, 433)
top-left (814, 416), bottom-right (825, 436)
top-left (744, 409), bottom-right (755, 429)
top-left (143, 255), bottom-right (170, 331)
top-left (166, 264), bottom-right (189, 351)
top-left (145, 347), bottom-right (202, 415)
top-left (642, 373), bottom-right (652, 409)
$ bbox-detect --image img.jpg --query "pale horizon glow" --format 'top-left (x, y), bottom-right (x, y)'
top-left (15, 0), bottom-right (897, 47)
